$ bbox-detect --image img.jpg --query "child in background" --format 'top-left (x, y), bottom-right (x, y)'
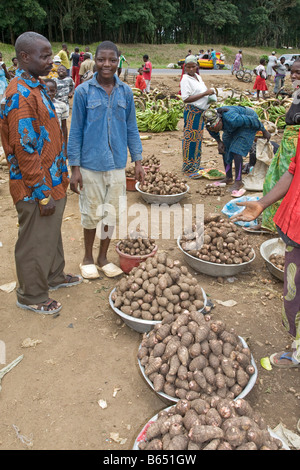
top-left (53, 65), bottom-right (74, 117)
top-left (44, 78), bottom-right (68, 155)
top-left (142, 54), bottom-right (152, 93)
top-left (135, 67), bottom-right (146, 92)
top-left (69, 47), bottom-right (81, 88)
top-left (46, 55), bottom-right (61, 79)
top-left (253, 58), bottom-right (268, 100)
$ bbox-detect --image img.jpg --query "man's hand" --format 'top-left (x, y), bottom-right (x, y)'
top-left (135, 160), bottom-right (145, 184)
top-left (218, 141), bottom-right (225, 154)
top-left (230, 201), bottom-right (264, 223)
top-left (70, 166), bottom-right (83, 194)
top-left (39, 197), bottom-right (56, 216)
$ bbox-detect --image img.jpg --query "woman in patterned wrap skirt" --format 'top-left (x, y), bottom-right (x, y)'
top-left (180, 55), bottom-right (215, 174)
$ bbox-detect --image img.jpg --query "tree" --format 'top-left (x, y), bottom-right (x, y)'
top-left (0, 0), bottom-right (46, 44)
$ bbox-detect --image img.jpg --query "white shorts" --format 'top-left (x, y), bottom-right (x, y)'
top-left (79, 168), bottom-right (126, 229)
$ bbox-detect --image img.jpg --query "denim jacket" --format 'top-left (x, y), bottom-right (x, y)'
top-left (67, 73), bottom-right (142, 171)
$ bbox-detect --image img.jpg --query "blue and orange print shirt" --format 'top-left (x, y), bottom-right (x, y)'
top-left (0, 69), bottom-right (69, 205)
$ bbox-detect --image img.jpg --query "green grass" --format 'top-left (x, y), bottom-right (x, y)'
top-left (1, 41), bottom-right (298, 69)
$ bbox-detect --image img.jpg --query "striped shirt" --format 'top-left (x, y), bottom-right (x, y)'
top-left (0, 69), bottom-right (69, 205)
top-left (53, 98), bottom-right (68, 127)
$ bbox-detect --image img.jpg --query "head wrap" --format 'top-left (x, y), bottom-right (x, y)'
top-left (53, 55), bottom-right (61, 63)
top-left (185, 55), bottom-right (198, 65)
top-left (203, 109), bottom-right (222, 130)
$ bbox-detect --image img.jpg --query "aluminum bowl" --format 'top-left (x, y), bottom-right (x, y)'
top-left (138, 335), bottom-right (258, 404)
top-left (136, 182), bottom-right (190, 205)
top-left (109, 288), bottom-right (159, 333)
top-left (260, 238), bottom-right (285, 282)
top-left (177, 235), bottom-right (256, 277)
top-left (109, 287), bottom-right (207, 334)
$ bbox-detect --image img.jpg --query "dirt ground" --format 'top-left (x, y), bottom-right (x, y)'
top-left (0, 72), bottom-right (299, 451)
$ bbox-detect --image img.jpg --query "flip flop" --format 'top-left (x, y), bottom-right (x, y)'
top-left (97, 263), bottom-right (123, 278)
top-left (207, 182), bottom-right (227, 187)
top-left (231, 188), bottom-right (246, 198)
top-left (79, 263), bottom-right (99, 279)
top-left (16, 298), bottom-right (62, 315)
top-left (269, 351), bottom-right (300, 369)
top-left (49, 274), bottom-right (83, 291)
top-left (242, 226), bottom-right (271, 234)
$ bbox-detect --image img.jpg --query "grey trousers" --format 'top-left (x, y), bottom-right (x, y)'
top-left (15, 197), bottom-right (67, 305)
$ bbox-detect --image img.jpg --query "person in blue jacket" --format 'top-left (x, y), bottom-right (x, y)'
top-left (203, 106), bottom-right (271, 195)
top-left (68, 40), bottom-right (144, 279)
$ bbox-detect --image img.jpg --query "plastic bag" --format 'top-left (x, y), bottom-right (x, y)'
top-left (222, 196), bottom-right (260, 227)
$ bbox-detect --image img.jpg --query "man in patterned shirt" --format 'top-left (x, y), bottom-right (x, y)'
top-left (0, 31), bottom-right (82, 315)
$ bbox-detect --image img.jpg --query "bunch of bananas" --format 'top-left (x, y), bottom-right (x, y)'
top-left (133, 88), bottom-right (184, 133)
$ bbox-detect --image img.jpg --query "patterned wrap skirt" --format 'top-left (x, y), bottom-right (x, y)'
top-left (276, 227), bottom-right (300, 361)
top-left (262, 125), bottom-right (300, 232)
top-left (182, 105), bottom-right (204, 173)
top-left (283, 244), bottom-right (300, 361)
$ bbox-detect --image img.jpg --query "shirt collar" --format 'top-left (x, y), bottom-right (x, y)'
top-left (90, 72), bottom-right (123, 90)
top-left (16, 68), bottom-right (46, 89)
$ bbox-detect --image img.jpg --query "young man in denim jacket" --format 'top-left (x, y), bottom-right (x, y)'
top-left (68, 41), bottom-right (144, 279)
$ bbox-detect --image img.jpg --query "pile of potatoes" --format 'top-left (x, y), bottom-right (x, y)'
top-left (111, 252), bottom-right (205, 321)
top-left (137, 396), bottom-right (283, 450)
top-left (180, 217), bottom-right (254, 265)
top-left (269, 253), bottom-right (285, 271)
top-left (138, 170), bottom-right (188, 195)
top-left (117, 230), bottom-right (156, 257)
top-left (142, 155), bottom-right (161, 170)
top-left (197, 185), bottom-right (226, 197)
top-left (138, 314), bottom-right (256, 401)
top-left (125, 166), bottom-right (136, 178)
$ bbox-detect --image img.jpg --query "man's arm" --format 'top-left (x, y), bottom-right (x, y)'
top-left (1, 91), bottom-right (58, 215)
top-left (2, 92), bottom-right (52, 198)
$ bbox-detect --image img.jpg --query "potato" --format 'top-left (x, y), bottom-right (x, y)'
top-left (188, 424), bottom-right (224, 443)
top-left (153, 374), bottom-right (165, 392)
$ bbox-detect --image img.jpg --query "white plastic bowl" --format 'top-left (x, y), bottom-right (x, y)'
top-left (177, 235), bottom-right (256, 277)
top-left (109, 287), bottom-right (207, 333)
top-left (136, 182), bottom-right (190, 205)
top-left (260, 238), bottom-right (285, 282)
top-left (138, 336), bottom-right (258, 403)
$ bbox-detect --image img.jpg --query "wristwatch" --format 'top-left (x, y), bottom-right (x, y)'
top-left (39, 196), bottom-right (51, 205)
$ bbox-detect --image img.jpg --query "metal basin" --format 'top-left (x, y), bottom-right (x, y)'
top-left (136, 182), bottom-right (189, 205)
top-left (177, 236), bottom-right (256, 277)
top-left (260, 238), bottom-right (285, 282)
